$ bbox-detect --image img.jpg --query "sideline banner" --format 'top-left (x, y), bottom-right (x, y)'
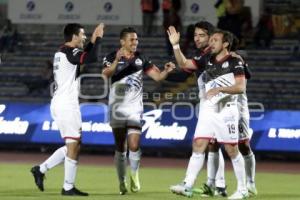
top-left (9, 0), bottom-right (260, 26)
top-left (0, 102), bottom-right (299, 152)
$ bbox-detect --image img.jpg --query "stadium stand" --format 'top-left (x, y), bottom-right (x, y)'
top-left (0, 25), bottom-right (299, 109)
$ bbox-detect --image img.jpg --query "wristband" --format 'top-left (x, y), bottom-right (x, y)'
top-left (173, 44), bottom-right (180, 50)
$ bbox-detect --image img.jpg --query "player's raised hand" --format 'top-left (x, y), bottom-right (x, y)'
top-left (164, 62), bottom-right (176, 73)
top-left (91, 23), bottom-right (105, 43)
top-left (167, 26), bottom-right (180, 46)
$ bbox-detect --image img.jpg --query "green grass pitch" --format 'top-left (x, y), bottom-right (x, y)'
top-left (0, 163), bottom-right (299, 200)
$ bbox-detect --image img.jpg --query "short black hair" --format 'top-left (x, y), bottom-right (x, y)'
top-left (194, 21), bottom-right (215, 36)
top-left (212, 29), bottom-right (233, 50)
top-left (120, 27), bottom-right (137, 39)
top-left (63, 23), bottom-right (84, 42)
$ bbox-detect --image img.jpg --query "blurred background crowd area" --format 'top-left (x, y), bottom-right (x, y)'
top-left (0, 0), bottom-right (300, 110)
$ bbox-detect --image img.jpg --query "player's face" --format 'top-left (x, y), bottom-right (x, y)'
top-left (74, 28), bottom-right (87, 49)
top-left (121, 33), bottom-right (138, 53)
top-left (194, 28), bottom-right (209, 49)
top-left (209, 33), bottom-right (224, 54)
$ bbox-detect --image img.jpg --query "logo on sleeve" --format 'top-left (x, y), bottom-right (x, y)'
top-left (73, 48), bottom-right (80, 56)
top-left (135, 58), bottom-right (143, 66)
top-left (222, 61), bottom-right (229, 69)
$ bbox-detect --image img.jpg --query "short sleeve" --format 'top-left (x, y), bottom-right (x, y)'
top-left (139, 53), bottom-right (153, 73)
top-left (232, 59), bottom-right (245, 77)
top-left (65, 48), bottom-right (85, 65)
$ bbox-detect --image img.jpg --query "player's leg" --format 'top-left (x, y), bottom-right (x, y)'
top-left (224, 143), bottom-right (248, 199)
top-left (113, 127), bottom-right (128, 195)
top-left (127, 127), bottom-right (142, 193)
top-left (218, 105), bottom-right (248, 199)
top-left (214, 148), bottom-right (227, 197)
top-left (193, 141), bottom-right (219, 197)
top-left (31, 146), bottom-right (67, 191)
top-left (239, 140), bottom-right (257, 196)
top-left (61, 139), bottom-right (88, 196)
top-left (238, 117), bottom-right (257, 196)
top-left (53, 107), bottom-right (87, 196)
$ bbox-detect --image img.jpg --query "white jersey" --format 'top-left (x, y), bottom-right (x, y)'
top-left (52, 49), bottom-right (80, 106)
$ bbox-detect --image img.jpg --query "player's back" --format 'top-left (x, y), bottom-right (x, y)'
top-left (52, 46), bottom-right (80, 106)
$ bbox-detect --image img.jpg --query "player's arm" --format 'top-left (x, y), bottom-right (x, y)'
top-left (206, 76), bottom-right (246, 99)
top-left (67, 23), bottom-right (105, 65)
top-left (167, 26), bottom-right (198, 72)
top-left (206, 60), bottom-right (246, 99)
top-left (146, 62), bottom-right (176, 82)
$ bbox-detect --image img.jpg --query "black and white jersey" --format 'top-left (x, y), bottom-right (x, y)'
top-left (194, 54), bottom-right (245, 105)
top-left (103, 51), bottom-right (153, 113)
top-left (52, 38), bottom-right (102, 106)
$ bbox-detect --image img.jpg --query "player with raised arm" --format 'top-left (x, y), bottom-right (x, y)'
top-left (102, 27), bottom-right (175, 195)
top-left (30, 23), bottom-right (104, 196)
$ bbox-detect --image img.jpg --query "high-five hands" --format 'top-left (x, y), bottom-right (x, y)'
top-left (167, 26), bottom-right (180, 46)
top-left (91, 23), bottom-right (105, 43)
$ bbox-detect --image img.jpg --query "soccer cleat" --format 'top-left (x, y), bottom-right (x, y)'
top-left (247, 183), bottom-right (258, 196)
top-left (119, 181), bottom-right (128, 195)
top-left (61, 187), bottom-right (89, 196)
top-left (214, 186), bottom-right (228, 197)
top-left (30, 166), bottom-right (45, 191)
top-left (192, 183), bottom-right (215, 197)
top-left (228, 190), bottom-right (249, 200)
top-left (130, 171), bottom-right (141, 192)
top-left (170, 183), bottom-right (193, 197)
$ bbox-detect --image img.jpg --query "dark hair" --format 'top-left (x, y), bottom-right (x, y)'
top-left (63, 23), bottom-right (84, 42)
top-left (212, 29), bottom-right (233, 50)
top-left (120, 27), bottom-right (137, 39)
top-left (194, 21), bottom-right (215, 36)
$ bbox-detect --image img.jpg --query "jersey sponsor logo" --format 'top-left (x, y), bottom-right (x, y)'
top-left (135, 58), bottom-right (143, 66)
top-left (222, 61), bottom-right (229, 69)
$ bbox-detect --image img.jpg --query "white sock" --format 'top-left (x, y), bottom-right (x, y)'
top-left (231, 153), bottom-right (246, 191)
top-left (184, 152), bottom-right (205, 188)
top-left (40, 146), bottom-right (67, 174)
top-left (243, 152), bottom-right (256, 184)
top-left (129, 150), bottom-right (141, 174)
top-left (215, 149), bottom-right (226, 188)
top-left (63, 157), bottom-right (77, 191)
top-left (115, 151), bottom-right (127, 183)
top-left (206, 152), bottom-right (219, 187)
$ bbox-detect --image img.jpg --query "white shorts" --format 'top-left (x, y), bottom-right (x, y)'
top-left (109, 108), bottom-right (142, 130)
top-left (238, 116), bottom-right (250, 141)
top-left (50, 102), bottom-right (82, 140)
top-left (194, 103), bottom-right (239, 144)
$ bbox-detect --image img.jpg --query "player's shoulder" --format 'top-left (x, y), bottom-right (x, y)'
top-left (58, 45), bottom-right (82, 57)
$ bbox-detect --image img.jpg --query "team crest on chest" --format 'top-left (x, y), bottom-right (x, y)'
top-left (222, 61), bottom-right (229, 69)
top-left (135, 58), bottom-right (143, 66)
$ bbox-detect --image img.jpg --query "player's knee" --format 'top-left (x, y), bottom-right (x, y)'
top-left (192, 138), bottom-right (209, 153)
top-left (238, 142), bottom-right (251, 155)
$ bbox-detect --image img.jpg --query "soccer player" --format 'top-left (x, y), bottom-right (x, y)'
top-left (212, 36), bottom-right (257, 197)
top-left (30, 23), bottom-right (105, 196)
top-left (102, 27), bottom-right (175, 195)
top-left (168, 27), bottom-right (249, 199)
